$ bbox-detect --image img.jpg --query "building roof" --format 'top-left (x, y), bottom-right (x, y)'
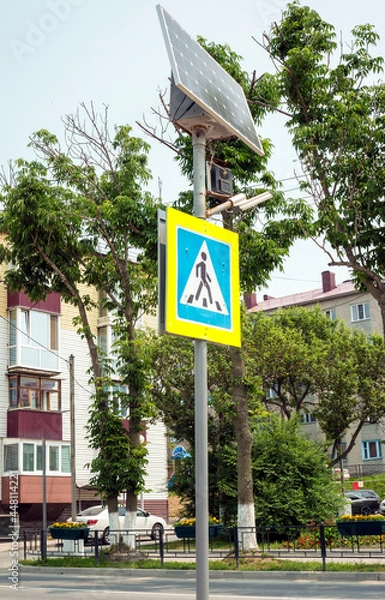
top-left (249, 276), bottom-right (359, 313)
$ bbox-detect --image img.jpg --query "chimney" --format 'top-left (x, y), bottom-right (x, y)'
top-left (322, 271), bottom-right (336, 293)
top-left (244, 292), bottom-right (257, 309)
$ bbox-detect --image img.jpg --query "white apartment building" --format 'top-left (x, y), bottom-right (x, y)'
top-left (0, 270), bottom-right (168, 526)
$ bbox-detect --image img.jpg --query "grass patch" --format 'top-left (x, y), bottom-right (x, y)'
top-left (222, 558), bottom-right (385, 572)
top-left (20, 556), bottom-right (195, 570)
top-left (20, 555), bottom-right (385, 572)
top-left (21, 556), bottom-right (109, 568)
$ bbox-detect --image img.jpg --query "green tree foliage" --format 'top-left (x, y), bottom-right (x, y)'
top-left (251, 415), bottom-right (342, 528)
top-left (252, 1), bottom-right (385, 333)
top-left (156, 306), bottom-right (385, 521)
top-left (247, 307), bottom-right (385, 465)
top-left (0, 104), bottom-right (161, 528)
top-left (148, 331), bottom-right (240, 523)
top-left (163, 35), bottom-right (312, 548)
top-left (173, 37), bottom-right (313, 293)
top-left (168, 411), bottom-right (342, 527)
top-left (150, 308), bottom-right (363, 523)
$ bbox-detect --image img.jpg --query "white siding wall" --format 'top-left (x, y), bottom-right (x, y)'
top-left (60, 328), bottom-right (95, 487)
top-left (142, 420), bottom-right (168, 501)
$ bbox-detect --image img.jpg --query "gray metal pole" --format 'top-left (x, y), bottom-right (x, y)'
top-left (41, 439), bottom-right (47, 559)
top-left (70, 354), bottom-right (77, 521)
top-left (192, 126), bottom-right (209, 600)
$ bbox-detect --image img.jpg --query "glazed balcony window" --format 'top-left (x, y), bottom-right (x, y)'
top-left (4, 441), bottom-right (70, 474)
top-left (9, 374), bottom-right (61, 411)
top-left (9, 308), bottom-right (59, 371)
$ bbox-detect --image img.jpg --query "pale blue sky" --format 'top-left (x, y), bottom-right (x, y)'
top-left (1, 0), bottom-right (384, 298)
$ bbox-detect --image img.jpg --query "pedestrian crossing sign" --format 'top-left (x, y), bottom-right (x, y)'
top-left (165, 207), bottom-right (241, 346)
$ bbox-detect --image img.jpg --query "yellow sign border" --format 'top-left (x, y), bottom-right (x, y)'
top-left (166, 207), bottom-right (241, 347)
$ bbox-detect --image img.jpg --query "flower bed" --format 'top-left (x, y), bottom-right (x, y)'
top-left (49, 521), bottom-right (90, 540)
top-left (336, 515), bottom-right (385, 537)
top-left (173, 517), bottom-right (223, 539)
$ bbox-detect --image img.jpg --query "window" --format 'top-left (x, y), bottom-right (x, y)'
top-left (333, 441), bottom-right (348, 464)
top-left (22, 443), bottom-right (35, 471)
top-left (36, 445), bottom-right (43, 471)
top-left (22, 443), bottom-right (42, 472)
top-left (8, 308), bottom-right (59, 370)
top-left (50, 315), bottom-right (58, 350)
top-left (97, 324), bottom-right (118, 374)
top-left (362, 440), bottom-right (383, 460)
top-left (98, 325), bottom-right (108, 355)
top-left (9, 311), bottom-right (17, 365)
top-left (324, 308), bottom-right (336, 320)
top-left (350, 302), bottom-right (370, 322)
top-left (9, 377), bottom-right (17, 408)
top-left (8, 375), bottom-right (61, 411)
top-left (4, 444), bottom-right (18, 471)
top-left (300, 413), bottom-right (317, 424)
top-left (49, 446), bottom-right (59, 471)
top-left (61, 446), bottom-right (71, 473)
top-left (3, 442), bottom-right (71, 474)
top-left (111, 384), bottom-right (128, 417)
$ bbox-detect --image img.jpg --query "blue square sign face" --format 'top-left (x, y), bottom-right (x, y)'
top-left (166, 207), bottom-right (240, 347)
top-left (177, 227), bottom-right (232, 330)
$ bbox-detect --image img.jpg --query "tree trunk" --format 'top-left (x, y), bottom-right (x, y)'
top-left (229, 345), bottom-right (258, 551)
top-left (107, 495), bottom-right (120, 545)
top-left (124, 489), bottom-right (138, 550)
top-left (377, 290), bottom-right (385, 338)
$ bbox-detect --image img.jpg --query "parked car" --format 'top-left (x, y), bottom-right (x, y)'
top-left (68, 505), bottom-right (168, 544)
top-left (379, 498), bottom-right (385, 516)
top-left (345, 489), bottom-right (380, 515)
top-left (333, 467), bottom-right (350, 480)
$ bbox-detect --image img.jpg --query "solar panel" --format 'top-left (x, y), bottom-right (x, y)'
top-left (157, 5), bottom-right (264, 156)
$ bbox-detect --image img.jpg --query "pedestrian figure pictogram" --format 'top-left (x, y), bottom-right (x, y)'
top-left (180, 241), bottom-right (228, 315)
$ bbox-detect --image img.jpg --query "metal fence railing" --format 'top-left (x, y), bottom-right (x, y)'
top-left (22, 523), bottom-right (385, 571)
top-left (348, 463), bottom-right (385, 477)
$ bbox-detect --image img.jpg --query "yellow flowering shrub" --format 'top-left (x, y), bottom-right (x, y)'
top-left (49, 521), bottom-right (88, 529)
top-left (337, 514), bottom-right (385, 522)
top-left (173, 516), bottom-right (221, 527)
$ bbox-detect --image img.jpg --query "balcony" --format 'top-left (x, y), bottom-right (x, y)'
top-left (7, 409), bottom-right (62, 440)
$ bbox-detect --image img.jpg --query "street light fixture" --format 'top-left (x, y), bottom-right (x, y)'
top-left (205, 191), bottom-right (273, 218)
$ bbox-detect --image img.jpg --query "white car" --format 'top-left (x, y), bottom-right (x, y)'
top-left (333, 467), bottom-right (350, 480)
top-left (380, 498), bottom-right (385, 516)
top-left (69, 505), bottom-right (168, 544)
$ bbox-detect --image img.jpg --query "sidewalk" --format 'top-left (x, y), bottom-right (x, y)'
top-left (0, 538), bottom-right (21, 569)
top-left (0, 537), bottom-right (59, 568)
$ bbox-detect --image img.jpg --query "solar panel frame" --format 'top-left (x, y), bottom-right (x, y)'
top-left (157, 5), bottom-right (264, 156)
